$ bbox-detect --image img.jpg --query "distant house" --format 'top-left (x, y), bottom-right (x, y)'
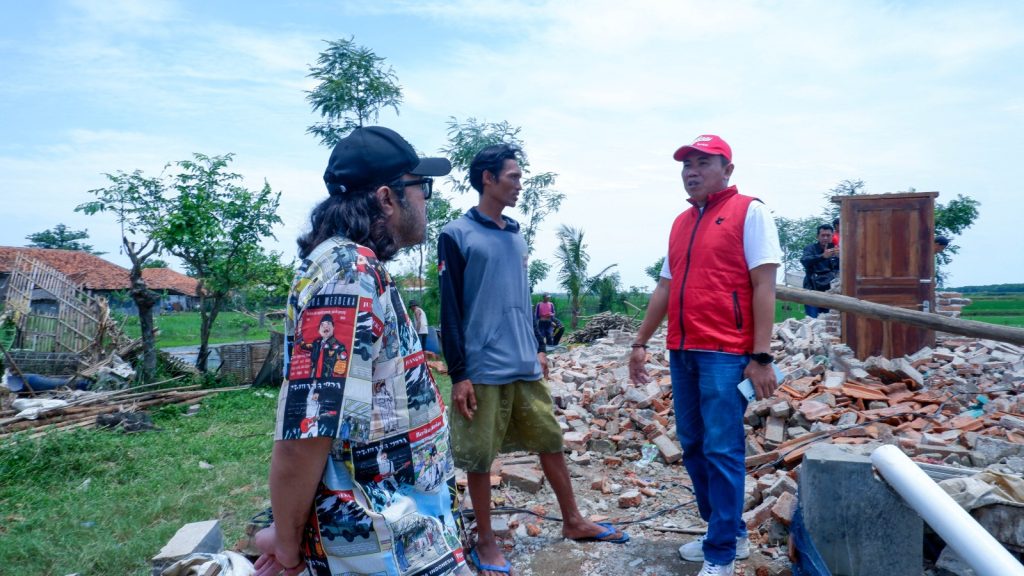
top-left (0, 247), bottom-right (200, 313)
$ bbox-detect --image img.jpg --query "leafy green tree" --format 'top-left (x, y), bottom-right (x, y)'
top-left (77, 172), bottom-right (169, 381)
top-left (645, 256), bottom-right (665, 284)
top-left (824, 179), bottom-right (865, 220)
top-left (157, 154), bottom-right (282, 371)
top-left (142, 259), bottom-right (169, 268)
top-left (528, 260), bottom-right (551, 292)
top-left (588, 271), bottom-right (622, 313)
top-left (934, 194), bottom-right (981, 286)
top-left (774, 215), bottom-right (822, 275)
top-left (237, 252), bottom-right (295, 325)
top-left (306, 37), bottom-right (403, 147)
top-left (25, 223), bottom-right (105, 255)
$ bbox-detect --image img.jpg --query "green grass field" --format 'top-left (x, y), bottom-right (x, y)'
top-left (0, 369), bottom-right (454, 575)
top-left (118, 311), bottom-right (285, 348)
top-left (960, 293), bottom-right (1024, 327)
top-left (0, 388), bottom-right (276, 575)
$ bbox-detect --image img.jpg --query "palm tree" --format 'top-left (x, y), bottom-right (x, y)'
top-left (554, 225), bottom-right (617, 328)
top-left (555, 225), bottom-right (587, 328)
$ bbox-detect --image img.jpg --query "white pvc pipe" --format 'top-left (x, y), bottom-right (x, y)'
top-left (871, 444), bottom-right (1024, 576)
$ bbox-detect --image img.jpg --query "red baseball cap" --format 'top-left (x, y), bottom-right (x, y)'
top-left (672, 134), bottom-right (732, 162)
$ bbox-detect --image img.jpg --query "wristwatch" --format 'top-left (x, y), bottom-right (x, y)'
top-left (751, 352), bottom-right (773, 365)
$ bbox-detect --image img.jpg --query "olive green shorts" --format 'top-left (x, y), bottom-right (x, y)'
top-left (450, 380), bottom-right (564, 473)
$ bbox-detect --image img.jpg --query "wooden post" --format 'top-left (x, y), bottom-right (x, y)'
top-left (776, 285), bottom-right (1024, 347)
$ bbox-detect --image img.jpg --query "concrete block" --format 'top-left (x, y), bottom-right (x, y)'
top-left (151, 520), bottom-right (222, 576)
top-left (651, 434), bottom-right (682, 464)
top-left (501, 464), bottom-right (544, 493)
top-left (743, 495), bottom-right (777, 529)
top-left (973, 504), bottom-right (1024, 552)
top-left (765, 416), bottom-right (786, 444)
top-left (769, 401), bottom-right (791, 419)
top-left (618, 489), bottom-right (642, 508)
top-left (771, 491), bottom-right (797, 525)
top-left (492, 515), bottom-right (512, 538)
top-left (800, 443), bottom-right (922, 576)
top-left (587, 438), bottom-right (616, 454)
top-left (562, 430), bottom-right (591, 452)
top-left (766, 474), bottom-right (798, 499)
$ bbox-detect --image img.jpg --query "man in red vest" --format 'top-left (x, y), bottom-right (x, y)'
top-left (629, 135), bottom-right (782, 576)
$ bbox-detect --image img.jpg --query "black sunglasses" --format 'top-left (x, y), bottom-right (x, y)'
top-left (390, 177), bottom-right (433, 200)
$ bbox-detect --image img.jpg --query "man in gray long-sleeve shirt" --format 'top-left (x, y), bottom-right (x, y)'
top-left (438, 144), bottom-right (628, 575)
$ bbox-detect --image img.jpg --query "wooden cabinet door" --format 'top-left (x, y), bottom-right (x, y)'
top-left (838, 193), bottom-right (937, 359)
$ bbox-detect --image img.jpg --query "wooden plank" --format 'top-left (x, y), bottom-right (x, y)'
top-left (777, 285), bottom-right (1024, 346)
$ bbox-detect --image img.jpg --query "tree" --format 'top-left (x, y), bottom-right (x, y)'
top-left (823, 179), bottom-right (865, 220)
top-left (774, 215), bottom-right (822, 275)
top-left (554, 226), bottom-right (588, 329)
top-left (588, 271), bottom-right (622, 313)
top-left (645, 256), bottom-right (665, 285)
top-left (934, 194), bottom-right (981, 287)
top-left (25, 223), bottom-right (105, 255)
top-left (554, 225), bottom-right (616, 328)
top-left (441, 117), bottom-right (565, 292)
top-left (237, 252), bottom-right (295, 326)
top-left (77, 172), bottom-right (169, 381)
top-left (157, 154), bottom-right (282, 371)
top-left (528, 260), bottom-right (551, 292)
top-left (306, 37), bottom-right (403, 147)
top-left (142, 259), bottom-right (169, 268)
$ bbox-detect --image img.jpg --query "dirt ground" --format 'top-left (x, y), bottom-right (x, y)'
top-left (505, 536), bottom-right (789, 576)
top-left (464, 454), bottom-right (794, 576)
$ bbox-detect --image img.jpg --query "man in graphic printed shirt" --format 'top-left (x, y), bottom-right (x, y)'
top-left (254, 127), bottom-right (470, 576)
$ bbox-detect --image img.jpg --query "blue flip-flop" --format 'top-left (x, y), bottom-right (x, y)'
top-left (469, 548), bottom-right (511, 574)
top-left (571, 522), bottom-right (630, 544)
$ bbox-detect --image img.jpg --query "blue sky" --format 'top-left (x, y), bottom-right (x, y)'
top-left (2, 0), bottom-right (1022, 290)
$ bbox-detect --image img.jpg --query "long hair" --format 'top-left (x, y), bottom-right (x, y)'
top-left (297, 185), bottom-right (407, 261)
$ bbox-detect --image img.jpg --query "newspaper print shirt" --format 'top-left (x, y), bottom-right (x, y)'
top-left (277, 236), bottom-right (470, 576)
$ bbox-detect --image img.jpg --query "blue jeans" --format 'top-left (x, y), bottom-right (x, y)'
top-left (670, 350), bottom-right (749, 565)
top-left (804, 304), bottom-right (829, 318)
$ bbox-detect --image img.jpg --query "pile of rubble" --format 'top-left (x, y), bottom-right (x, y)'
top-left (470, 317), bottom-right (1023, 572)
top-left (562, 312), bottom-right (639, 345)
top-left (750, 319), bottom-right (1024, 472)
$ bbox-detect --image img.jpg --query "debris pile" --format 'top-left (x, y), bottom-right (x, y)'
top-left (753, 318), bottom-right (1024, 473)
top-left (562, 312), bottom-right (639, 345)
top-left (465, 317), bottom-right (1023, 573)
top-left (0, 379), bottom-right (247, 439)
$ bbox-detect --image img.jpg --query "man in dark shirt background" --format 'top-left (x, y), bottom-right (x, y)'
top-left (800, 224), bottom-right (840, 318)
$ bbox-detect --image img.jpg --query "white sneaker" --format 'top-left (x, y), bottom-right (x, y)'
top-left (678, 534), bottom-right (750, 561)
top-left (697, 560), bottom-right (735, 576)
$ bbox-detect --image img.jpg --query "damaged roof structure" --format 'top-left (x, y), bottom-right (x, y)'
top-left (0, 246), bottom-right (201, 314)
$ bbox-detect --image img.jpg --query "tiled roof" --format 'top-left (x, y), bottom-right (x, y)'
top-left (141, 267), bottom-right (200, 297)
top-left (0, 247), bottom-right (199, 296)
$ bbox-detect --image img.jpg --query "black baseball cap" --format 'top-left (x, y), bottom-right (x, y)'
top-left (323, 126), bottom-right (452, 195)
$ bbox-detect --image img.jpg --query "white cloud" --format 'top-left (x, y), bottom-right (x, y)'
top-left (2, 0), bottom-right (1022, 290)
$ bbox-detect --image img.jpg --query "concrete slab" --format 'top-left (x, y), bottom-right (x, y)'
top-left (151, 519), bottom-right (222, 576)
top-left (800, 443), bottom-right (923, 576)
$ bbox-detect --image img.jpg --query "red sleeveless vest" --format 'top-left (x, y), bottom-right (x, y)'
top-left (667, 185), bottom-right (755, 353)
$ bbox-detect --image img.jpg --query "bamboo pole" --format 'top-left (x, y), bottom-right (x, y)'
top-left (776, 285), bottom-right (1024, 347)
